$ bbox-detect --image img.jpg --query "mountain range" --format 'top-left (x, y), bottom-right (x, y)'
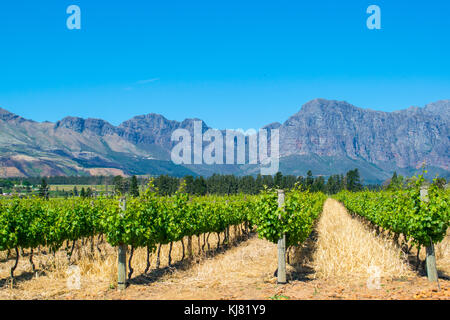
top-left (0, 98), bottom-right (449, 184)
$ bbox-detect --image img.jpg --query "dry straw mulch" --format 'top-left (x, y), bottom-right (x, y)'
top-left (310, 199), bottom-right (413, 281)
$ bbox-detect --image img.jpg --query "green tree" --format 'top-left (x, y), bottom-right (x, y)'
top-left (295, 176), bottom-right (305, 191)
top-left (238, 176), bottom-right (255, 194)
top-left (255, 174), bottom-right (264, 193)
top-left (274, 172), bottom-right (283, 188)
top-left (0, 179), bottom-right (13, 190)
top-left (325, 175), bottom-right (336, 194)
top-left (262, 175), bottom-right (274, 189)
top-left (312, 176), bottom-right (325, 193)
top-left (193, 176), bottom-right (207, 195)
top-left (155, 175), bottom-right (179, 196)
top-left (338, 174), bottom-right (345, 191)
top-left (113, 175), bottom-right (124, 195)
top-left (306, 170), bottom-right (314, 189)
top-left (38, 178), bottom-right (49, 200)
top-left (183, 175), bottom-right (195, 194)
top-left (345, 169), bottom-right (362, 192)
top-left (387, 171), bottom-right (404, 190)
top-left (130, 175), bottom-right (140, 197)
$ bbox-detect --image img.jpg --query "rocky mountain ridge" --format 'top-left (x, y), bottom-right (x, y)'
top-left (0, 98), bottom-right (448, 183)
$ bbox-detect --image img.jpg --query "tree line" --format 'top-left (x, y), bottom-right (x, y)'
top-left (127, 169), bottom-right (371, 196)
top-left (5, 168), bottom-right (411, 198)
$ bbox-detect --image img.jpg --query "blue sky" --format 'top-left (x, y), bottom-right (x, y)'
top-left (0, 0), bottom-right (449, 129)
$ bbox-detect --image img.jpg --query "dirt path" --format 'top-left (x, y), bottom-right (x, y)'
top-left (310, 198), bottom-right (411, 279)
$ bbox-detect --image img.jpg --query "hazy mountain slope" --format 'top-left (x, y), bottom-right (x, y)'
top-left (0, 98), bottom-right (448, 182)
top-left (0, 108), bottom-right (197, 177)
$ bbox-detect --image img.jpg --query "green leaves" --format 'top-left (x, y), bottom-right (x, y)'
top-left (0, 196), bottom-right (110, 251)
top-left (0, 185), bottom-right (327, 254)
top-left (102, 189), bottom-right (252, 248)
top-left (335, 183), bottom-right (449, 247)
top-left (251, 189), bottom-right (326, 246)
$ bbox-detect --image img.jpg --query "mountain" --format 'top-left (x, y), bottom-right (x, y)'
top-left (274, 99), bottom-right (449, 182)
top-left (0, 99), bottom-right (449, 183)
top-left (0, 109), bottom-right (197, 177)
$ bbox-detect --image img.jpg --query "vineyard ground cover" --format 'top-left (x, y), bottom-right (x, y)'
top-left (311, 199), bottom-right (413, 280)
top-left (0, 224), bottom-right (252, 297)
top-left (334, 184), bottom-right (449, 280)
top-left (346, 212), bottom-right (450, 279)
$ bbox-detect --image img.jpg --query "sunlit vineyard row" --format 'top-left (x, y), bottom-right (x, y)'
top-left (335, 176), bottom-right (449, 248)
top-left (0, 182), bottom-right (326, 280)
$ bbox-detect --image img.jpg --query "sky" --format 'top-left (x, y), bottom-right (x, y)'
top-left (0, 0), bottom-right (449, 130)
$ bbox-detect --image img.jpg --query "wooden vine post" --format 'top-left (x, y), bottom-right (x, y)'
top-left (420, 187), bottom-right (438, 284)
top-left (118, 197), bottom-right (127, 290)
top-left (277, 189), bottom-right (287, 284)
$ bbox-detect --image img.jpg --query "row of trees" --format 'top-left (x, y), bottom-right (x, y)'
top-left (35, 179), bottom-right (95, 199)
top-left (113, 175), bottom-right (140, 197)
top-left (31, 170), bottom-right (446, 199)
top-left (3, 175), bottom-right (114, 186)
top-left (144, 169), bottom-right (366, 196)
top-left (27, 168), bottom-right (380, 199)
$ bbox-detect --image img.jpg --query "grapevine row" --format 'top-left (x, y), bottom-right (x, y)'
top-left (252, 189), bottom-right (326, 247)
top-left (0, 183), bottom-right (326, 281)
top-left (334, 177), bottom-right (449, 248)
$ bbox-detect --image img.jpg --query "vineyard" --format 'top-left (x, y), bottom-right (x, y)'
top-left (0, 177), bottom-right (449, 299)
top-left (0, 182), bottom-right (326, 285)
top-left (335, 177), bottom-right (449, 251)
